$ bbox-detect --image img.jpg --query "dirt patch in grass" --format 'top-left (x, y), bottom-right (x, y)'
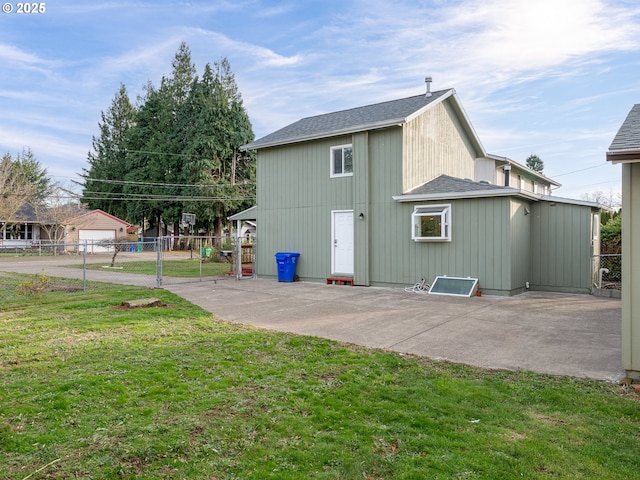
top-left (111, 304), bottom-right (177, 310)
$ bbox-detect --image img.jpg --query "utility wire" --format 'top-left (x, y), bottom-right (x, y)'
top-left (78, 177), bottom-right (255, 188)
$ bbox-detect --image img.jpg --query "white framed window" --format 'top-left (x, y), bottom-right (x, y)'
top-left (330, 144), bottom-right (353, 178)
top-left (411, 204), bottom-right (451, 242)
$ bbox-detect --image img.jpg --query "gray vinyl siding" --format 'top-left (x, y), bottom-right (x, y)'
top-left (530, 202), bottom-right (594, 293)
top-left (256, 136), bottom-right (354, 280)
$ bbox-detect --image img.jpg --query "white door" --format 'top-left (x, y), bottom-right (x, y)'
top-left (331, 210), bottom-right (354, 275)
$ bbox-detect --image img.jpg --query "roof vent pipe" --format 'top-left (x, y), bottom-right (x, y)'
top-left (425, 76), bottom-right (432, 97)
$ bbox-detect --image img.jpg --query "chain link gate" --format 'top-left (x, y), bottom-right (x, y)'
top-left (156, 235), bottom-right (255, 286)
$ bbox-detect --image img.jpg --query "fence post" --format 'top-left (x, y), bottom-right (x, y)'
top-left (83, 241), bottom-right (87, 294)
top-left (156, 237), bottom-right (163, 288)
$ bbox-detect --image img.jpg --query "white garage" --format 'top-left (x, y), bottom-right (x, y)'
top-left (64, 209), bottom-right (130, 253)
top-left (78, 229), bottom-right (116, 253)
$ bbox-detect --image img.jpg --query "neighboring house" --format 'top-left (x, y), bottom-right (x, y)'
top-left (239, 85), bottom-right (600, 295)
top-left (64, 209), bottom-right (130, 253)
top-left (606, 103), bottom-right (640, 380)
top-left (0, 203), bottom-right (42, 249)
top-left (0, 203), bottom-right (84, 249)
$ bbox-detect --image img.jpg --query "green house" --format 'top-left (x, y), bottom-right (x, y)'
top-left (238, 86), bottom-right (600, 295)
top-left (607, 103), bottom-right (640, 379)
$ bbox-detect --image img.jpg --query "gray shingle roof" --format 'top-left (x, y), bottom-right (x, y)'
top-left (242, 89), bottom-right (453, 150)
top-left (609, 104), bottom-right (640, 151)
top-left (406, 175), bottom-right (509, 196)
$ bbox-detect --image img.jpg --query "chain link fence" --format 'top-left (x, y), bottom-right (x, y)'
top-left (592, 254), bottom-right (621, 291)
top-left (0, 235), bottom-right (255, 298)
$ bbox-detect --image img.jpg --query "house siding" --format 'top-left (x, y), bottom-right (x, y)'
top-left (353, 131), bottom-right (370, 284)
top-left (622, 162), bottom-right (640, 373)
top-left (368, 196), bottom-right (517, 294)
top-left (529, 202), bottom-right (594, 293)
top-left (65, 211), bottom-right (128, 248)
top-left (509, 199), bottom-right (531, 293)
top-left (256, 136), bottom-right (354, 280)
top-left (403, 100), bottom-right (477, 193)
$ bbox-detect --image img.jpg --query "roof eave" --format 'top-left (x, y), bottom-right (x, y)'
top-left (240, 119), bottom-right (405, 151)
top-left (487, 153), bottom-right (562, 187)
top-left (392, 188), bottom-right (535, 202)
top-left (449, 91), bottom-right (487, 158)
top-left (606, 149), bottom-right (640, 164)
top-left (539, 195), bottom-right (601, 209)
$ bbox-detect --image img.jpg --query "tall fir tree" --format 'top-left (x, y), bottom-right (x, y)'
top-left (82, 44), bottom-right (255, 238)
top-left (82, 84), bottom-right (136, 219)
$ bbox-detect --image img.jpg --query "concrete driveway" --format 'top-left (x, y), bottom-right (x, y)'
top-left (165, 278), bottom-right (624, 382)
top-left (0, 256), bottom-right (623, 381)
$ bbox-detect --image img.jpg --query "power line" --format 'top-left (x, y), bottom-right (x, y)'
top-left (61, 195), bottom-right (255, 202)
top-left (77, 177), bottom-right (255, 188)
top-left (548, 163), bottom-right (609, 178)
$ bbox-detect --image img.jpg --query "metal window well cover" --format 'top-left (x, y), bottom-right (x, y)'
top-left (428, 276), bottom-right (479, 297)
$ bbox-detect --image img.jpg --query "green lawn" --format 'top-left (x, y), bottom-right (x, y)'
top-left (83, 259), bottom-right (233, 277)
top-left (1, 273), bottom-right (639, 479)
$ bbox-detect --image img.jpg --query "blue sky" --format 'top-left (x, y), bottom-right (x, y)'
top-left (1, 0), bottom-right (639, 201)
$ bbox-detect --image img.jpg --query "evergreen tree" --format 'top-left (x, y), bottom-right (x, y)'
top-left (81, 84), bottom-right (136, 219)
top-left (124, 43), bottom-right (197, 236)
top-left (525, 154), bottom-right (544, 173)
top-left (175, 58), bottom-right (254, 237)
top-left (82, 43), bottom-right (255, 238)
top-left (124, 82), bottom-right (174, 232)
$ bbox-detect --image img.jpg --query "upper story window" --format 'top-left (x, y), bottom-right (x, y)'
top-left (411, 204), bottom-right (451, 242)
top-left (330, 144), bottom-right (353, 178)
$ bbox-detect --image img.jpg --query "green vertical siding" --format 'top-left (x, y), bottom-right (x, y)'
top-left (368, 195), bottom-right (517, 294)
top-left (530, 201), bottom-right (594, 293)
top-left (353, 132), bottom-right (370, 285)
top-left (510, 199), bottom-right (532, 292)
top-left (622, 163), bottom-right (640, 373)
top-left (253, 121), bottom-right (594, 296)
top-left (256, 136), bottom-right (354, 280)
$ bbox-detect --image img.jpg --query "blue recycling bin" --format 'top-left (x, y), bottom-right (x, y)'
top-left (275, 252), bottom-right (300, 282)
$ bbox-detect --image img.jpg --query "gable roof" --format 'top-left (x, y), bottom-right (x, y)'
top-left (241, 89), bottom-right (485, 156)
top-left (607, 104), bottom-right (640, 163)
top-left (63, 209), bottom-right (129, 226)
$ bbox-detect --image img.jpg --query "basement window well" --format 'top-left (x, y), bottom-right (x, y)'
top-left (412, 204), bottom-right (451, 241)
top-left (429, 276), bottom-right (478, 297)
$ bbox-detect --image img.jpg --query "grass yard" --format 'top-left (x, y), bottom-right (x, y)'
top-left (82, 259), bottom-right (232, 277)
top-left (1, 274), bottom-right (639, 479)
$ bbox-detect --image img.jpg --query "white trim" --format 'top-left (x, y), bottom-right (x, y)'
top-left (538, 195), bottom-right (601, 208)
top-left (393, 188), bottom-right (536, 202)
top-left (429, 276), bottom-right (479, 297)
top-left (411, 204), bottom-right (451, 242)
top-left (404, 89), bottom-right (454, 123)
top-left (486, 153), bottom-right (561, 187)
top-left (330, 144), bottom-right (353, 178)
